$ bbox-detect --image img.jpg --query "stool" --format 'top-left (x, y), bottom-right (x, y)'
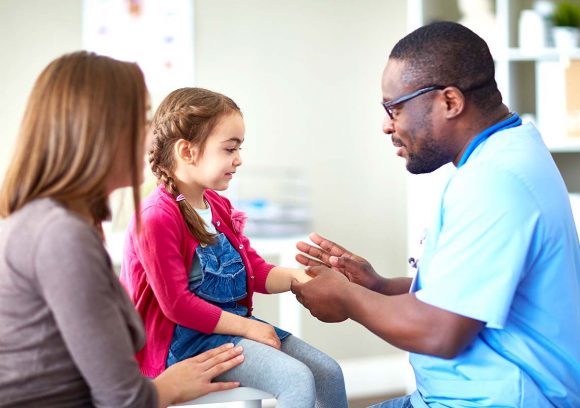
top-left (170, 386), bottom-right (274, 407)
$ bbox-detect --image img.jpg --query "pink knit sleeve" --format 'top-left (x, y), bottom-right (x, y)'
top-left (135, 206), bottom-right (222, 333)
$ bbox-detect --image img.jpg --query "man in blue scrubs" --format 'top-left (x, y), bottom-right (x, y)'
top-left (291, 22), bottom-right (580, 407)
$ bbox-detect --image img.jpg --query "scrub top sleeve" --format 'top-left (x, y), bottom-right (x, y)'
top-left (415, 165), bottom-right (542, 329)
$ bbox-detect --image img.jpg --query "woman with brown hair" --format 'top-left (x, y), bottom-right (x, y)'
top-left (0, 51), bottom-right (243, 407)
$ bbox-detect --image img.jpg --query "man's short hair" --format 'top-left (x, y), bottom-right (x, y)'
top-left (390, 21), bottom-right (502, 113)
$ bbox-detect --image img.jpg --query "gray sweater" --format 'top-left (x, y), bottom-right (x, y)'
top-left (0, 199), bottom-right (156, 407)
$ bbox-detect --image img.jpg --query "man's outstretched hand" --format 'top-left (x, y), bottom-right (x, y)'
top-left (296, 233), bottom-right (384, 292)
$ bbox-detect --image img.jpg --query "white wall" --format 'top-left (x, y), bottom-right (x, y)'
top-left (0, 0), bottom-right (82, 178)
top-left (194, 0), bottom-right (408, 360)
top-left (0, 0), bottom-right (409, 362)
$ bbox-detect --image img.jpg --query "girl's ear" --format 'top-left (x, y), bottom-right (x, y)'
top-left (174, 139), bottom-right (198, 164)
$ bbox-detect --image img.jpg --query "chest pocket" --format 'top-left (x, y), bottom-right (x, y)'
top-left (189, 233), bottom-right (247, 303)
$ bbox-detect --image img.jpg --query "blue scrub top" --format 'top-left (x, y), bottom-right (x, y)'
top-left (409, 123), bottom-right (580, 407)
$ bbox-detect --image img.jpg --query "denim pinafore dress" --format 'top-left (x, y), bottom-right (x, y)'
top-left (166, 207), bottom-right (289, 367)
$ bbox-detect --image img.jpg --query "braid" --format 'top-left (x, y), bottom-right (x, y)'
top-left (148, 117), bottom-right (216, 246)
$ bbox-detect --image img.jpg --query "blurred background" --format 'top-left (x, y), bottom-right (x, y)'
top-left (2, 1), bottom-right (580, 406)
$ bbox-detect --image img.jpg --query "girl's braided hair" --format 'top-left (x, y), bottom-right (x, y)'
top-left (149, 88), bottom-right (240, 245)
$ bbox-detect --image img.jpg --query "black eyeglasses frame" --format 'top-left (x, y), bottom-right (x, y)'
top-left (382, 85), bottom-right (446, 120)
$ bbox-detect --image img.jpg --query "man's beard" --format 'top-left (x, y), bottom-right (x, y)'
top-left (406, 135), bottom-right (452, 174)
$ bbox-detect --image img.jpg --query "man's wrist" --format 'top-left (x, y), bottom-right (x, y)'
top-left (370, 275), bottom-right (389, 294)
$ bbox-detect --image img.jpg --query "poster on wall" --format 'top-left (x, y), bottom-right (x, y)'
top-left (82, 0), bottom-right (195, 104)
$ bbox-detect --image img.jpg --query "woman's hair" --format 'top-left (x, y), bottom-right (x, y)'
top-left (149, 87), bottom-right (240, 245)
top-left (0, 51), bottom-right (147, 231)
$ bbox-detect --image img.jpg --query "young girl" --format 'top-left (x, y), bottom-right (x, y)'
top-left (120, 88), bottom-right (348, 407)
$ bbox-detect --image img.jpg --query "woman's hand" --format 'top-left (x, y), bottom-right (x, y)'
top-left (153, 343), bottom-right (244, 407)
top-left (242, 319), bottom-right (281, 349)
top-left (296, 233), bottom-right (385, 292)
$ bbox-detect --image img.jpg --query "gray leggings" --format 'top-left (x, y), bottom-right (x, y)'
top-left (216, 335), bottom-right (348, 408)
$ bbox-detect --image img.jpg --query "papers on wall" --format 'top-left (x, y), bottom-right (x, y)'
top-left (82, 0), bottom-right (195, 104)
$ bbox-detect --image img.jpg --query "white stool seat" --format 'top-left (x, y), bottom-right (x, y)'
top-left (170, 386), bottom-right (274, 407)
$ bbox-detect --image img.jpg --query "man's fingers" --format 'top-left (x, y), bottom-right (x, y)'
top-left (296, 241), bottom-right (332, 264)
top-left (329, 255), bottom-right (349, 268)
top-left (304, 265), bottom-right (326, 278)
top-left (290, 278), bottom-right (303, 295)
top-left (295, 253), bottom-right (328, 268)
top-left (310, 232), bottom-right (350, 257)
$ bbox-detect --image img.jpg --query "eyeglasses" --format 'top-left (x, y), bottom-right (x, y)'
top-left (382, 85), bottom-right (445, 120)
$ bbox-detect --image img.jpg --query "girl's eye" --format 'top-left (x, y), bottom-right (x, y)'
top-left (226, 147), bottom-right (242, 153)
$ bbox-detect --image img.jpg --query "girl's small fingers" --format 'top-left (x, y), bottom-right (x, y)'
top-left (270, 338), bottom-right (281, 350)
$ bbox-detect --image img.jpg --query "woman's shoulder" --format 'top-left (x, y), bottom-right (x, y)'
top-left (6, 199), bottom-right (99, 244)
top-left (1, 199), bottom-right (104, 279)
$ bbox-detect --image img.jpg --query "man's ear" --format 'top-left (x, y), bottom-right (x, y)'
top-left (174, 139), bottom-right (198, 164)
top-left (441, 87), bottom-right (465, 119)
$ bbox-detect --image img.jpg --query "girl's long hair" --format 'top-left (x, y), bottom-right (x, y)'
top-left (0, 51), bottom-right (147, 232)
top-left (149, 87), bottom-right (240, 246)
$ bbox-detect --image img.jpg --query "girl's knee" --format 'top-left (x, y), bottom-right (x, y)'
top-left (286, 359), bottom-right (316, 389)
top-left (314, 354), bottom-right (345, 381)
top-left (279, 362), bottom-right (316, 407)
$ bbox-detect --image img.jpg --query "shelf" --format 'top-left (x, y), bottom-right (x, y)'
top-left (497, 48), bottom-right (580, 61)
top-left (546, 138), bottom-right (580, 153)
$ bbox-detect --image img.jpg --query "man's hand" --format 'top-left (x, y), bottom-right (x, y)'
top-left (290, 265), bottom-right (351, 323)
top-left (296, 232), bottom-right (385, 292)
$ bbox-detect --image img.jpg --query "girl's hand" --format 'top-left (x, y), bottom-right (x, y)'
top-left (153, 343), bottom-right (244, 407)
top-left (265, 266), bottom-right (312, 293)
top-left (243, 319), bottom-right (281, 349)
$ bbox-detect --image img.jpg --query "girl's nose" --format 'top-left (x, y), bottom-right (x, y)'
top-left (234, 152), bottom-right (242, 166)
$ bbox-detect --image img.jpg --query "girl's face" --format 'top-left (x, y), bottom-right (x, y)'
top-left (191, 112), bottom-right (245, 192)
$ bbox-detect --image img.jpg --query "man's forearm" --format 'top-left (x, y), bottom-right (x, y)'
top-left (373, 276), bottom-right (413, 296)
top-left (341, 283), bottom-right (481, 358)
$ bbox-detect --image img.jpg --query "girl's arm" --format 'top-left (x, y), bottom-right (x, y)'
top-left (265, 266), bottom-right (312, 294)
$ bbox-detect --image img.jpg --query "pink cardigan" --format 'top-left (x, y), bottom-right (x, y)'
top-left (120, 186), bottom-right (274, 377)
